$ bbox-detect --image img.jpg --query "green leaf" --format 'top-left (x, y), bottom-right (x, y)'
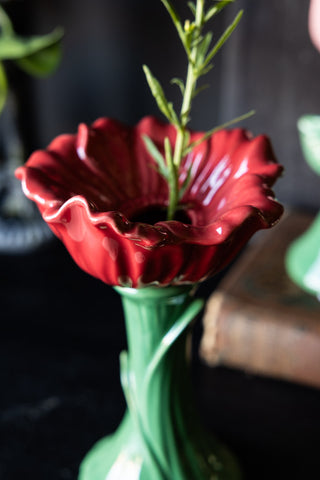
top-left (196, 31), bottom-right (212, 67)
top-left (164, 136), bottom-right (174, 171)
top-left (143, 134), bottom-right (168, 179)
top-left (190, 34), bottom-right (204, 50)
top-left (192, 83), bottom-right (210, 99)
top-left (0, 61), bottom-right (8, 113)
top-left (0, 27), bottom-right (64, 76)
top-left (168, 103), bottom-right (179, 125)
top-left (181, 108), bottom-right (191, 127)
top-left (0, 27), bottom-right (63, 60)
top-left (205, 1), bottom-right (234, 22)
top-left (184, 109), bottom-right (255, 154)
top-left (171, 77), bottom-right (185, 96)
top-left (179, 165), bottom-right (192, 200)
top-left (197, 62), bottom-right (213, 78)
top-left (160, 0), bottom-right (186, 50)
top-left (188, 2), bottom-right (197, 16)
top-left (16, 40), bottom-right (62, 77)
top-left (143, 65), bottom-right (179, 125)
top-left (202, 10), bottom-right (243, 69)
top-left (165, 136), bottom-right (178, 202)
top-left (183, 130), bottom-right (191, 151)
top-left (0, 6), bottom-right (14, 37)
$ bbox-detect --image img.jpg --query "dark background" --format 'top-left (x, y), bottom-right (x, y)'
top-left (1, 1), bottom-right (320, 479)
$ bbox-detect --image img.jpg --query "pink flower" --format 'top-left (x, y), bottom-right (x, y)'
top-left (15, 116), bottom-right (283, 288)
top-left (309, 0), bottom-right (320, 52)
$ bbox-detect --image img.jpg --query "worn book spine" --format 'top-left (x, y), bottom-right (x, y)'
top-left (200, 290), bottom-right (320, 389)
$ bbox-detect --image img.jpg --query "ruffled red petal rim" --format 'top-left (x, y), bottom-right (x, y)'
top-left (15, 116), bottom-right (284, 287)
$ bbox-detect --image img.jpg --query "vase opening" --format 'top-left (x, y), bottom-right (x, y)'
top-left (130, 205), bottom-right (192, 225)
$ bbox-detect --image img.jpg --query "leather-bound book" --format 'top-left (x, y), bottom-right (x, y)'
top-left (200, 210), bottom-right (320, 389)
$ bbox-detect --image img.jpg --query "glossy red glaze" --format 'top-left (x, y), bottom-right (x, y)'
top-left (16, 116), bottom-right (283, 287)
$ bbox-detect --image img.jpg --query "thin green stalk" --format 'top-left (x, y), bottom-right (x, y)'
top-left (166, 137), bottom-right (179, 221)
top-left (143, 0), bottom-right (246, 221)
top-left (168, 1), bottom-right (205, 220)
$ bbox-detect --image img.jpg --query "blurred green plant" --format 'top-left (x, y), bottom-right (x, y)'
top-left (0, 5), bottom-right (63, 114)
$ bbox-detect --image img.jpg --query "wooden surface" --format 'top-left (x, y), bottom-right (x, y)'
top-left (200, 210), bottom-right (320, 389)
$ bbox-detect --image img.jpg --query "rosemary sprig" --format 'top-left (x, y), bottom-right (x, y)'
top-left (143, 0), bottom-right (253, 220)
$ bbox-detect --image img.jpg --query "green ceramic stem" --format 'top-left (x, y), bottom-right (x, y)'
top-left (117, 285), bottom-right (204, 479)
top-left (78, 285), bottom-right (241, 480)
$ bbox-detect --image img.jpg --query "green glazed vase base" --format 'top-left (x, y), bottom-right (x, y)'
top-left (78, 411), bottom-right (242, 480)
top-left (78, 285), bottom-right (242, 480)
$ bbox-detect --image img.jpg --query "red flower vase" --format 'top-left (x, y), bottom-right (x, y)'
top-left (15, 116), bottom-right (284, 479)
